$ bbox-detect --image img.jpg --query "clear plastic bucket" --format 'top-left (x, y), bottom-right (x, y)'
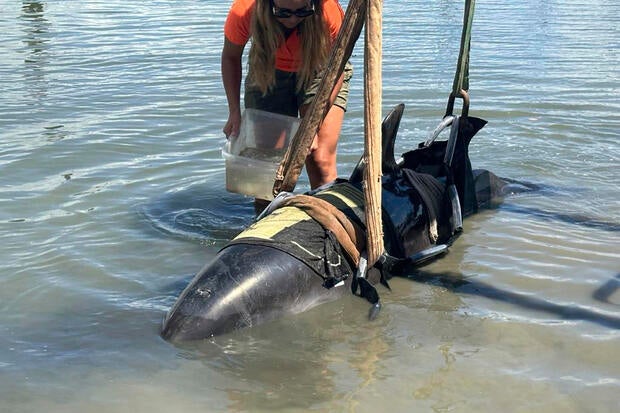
top-left (222, 109), bottom-right (300, 200)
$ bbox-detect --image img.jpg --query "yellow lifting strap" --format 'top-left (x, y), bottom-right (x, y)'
top-left (279, 194), bottom-right (366, 267)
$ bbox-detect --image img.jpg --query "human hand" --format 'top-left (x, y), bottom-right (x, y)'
top-left (223, 111), bottom-right (242, 139)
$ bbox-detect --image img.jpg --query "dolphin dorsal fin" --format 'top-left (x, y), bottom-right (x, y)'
top-left (349, 103), bottom-right (406, 183)
top-left (381, 103), bottom-right (405, 174)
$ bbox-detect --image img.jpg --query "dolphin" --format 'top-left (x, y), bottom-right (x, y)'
top-left (161, 104), bottom-right (511, 341)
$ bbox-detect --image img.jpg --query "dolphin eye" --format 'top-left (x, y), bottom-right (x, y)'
top-left (196, 287), bottom-right (212, 297)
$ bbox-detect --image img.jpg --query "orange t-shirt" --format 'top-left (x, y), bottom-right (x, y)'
top-left (224, 0), bottom-right (344, 72)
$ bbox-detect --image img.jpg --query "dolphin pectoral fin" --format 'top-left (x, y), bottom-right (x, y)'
top-left (373, 245), bottom-right (450, 277)
top-left (351, 252), bottom-right (405, 321)
top-left (369, 302), bottom-right (382, 320)
top-left (355, 277), bottom-right (382, 320)
top-left (408, 244), bottom-right (449, 266)
top-left (351, 254), bottom-right (382, 320)
top-left (354, 247), bottom-right (450, 320)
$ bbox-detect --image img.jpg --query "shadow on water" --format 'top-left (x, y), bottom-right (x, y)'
top-left (492, 177), bottom-right (620, 233)
top-left (21, 1), bottom-right (48, 50)
top-left (500, 204), bottom-right (620, 233)
top-left (500, 178), bottom-right (589, 197)
top-left (165, 297), bottom-right (390, 411)
top-left (403, 268), bottom-right (620, 329)
top-left (174, 323), bottom-right (342, 410)
top-left (20, 1), bottom-right (50, 102)
top-left (139, 186), bottom-right (256, 245)
top-left (593, 274), bottom-right (620, 305)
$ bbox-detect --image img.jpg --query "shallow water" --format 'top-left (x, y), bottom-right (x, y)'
top-left (1, 0), bottom-right (618, 412)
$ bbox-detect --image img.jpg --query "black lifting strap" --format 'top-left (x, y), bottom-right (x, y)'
top-left (445, 0), bottom-right (476, 118)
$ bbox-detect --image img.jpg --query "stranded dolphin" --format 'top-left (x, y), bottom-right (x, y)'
top-left (160, 104), bottom-right (510, 341)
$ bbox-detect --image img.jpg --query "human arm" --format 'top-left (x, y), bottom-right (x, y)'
top-left (221, 38), bottom-right (245, 138)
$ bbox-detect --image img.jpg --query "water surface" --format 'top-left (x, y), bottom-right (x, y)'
top-left (1, 0), bottom-right (618, 412)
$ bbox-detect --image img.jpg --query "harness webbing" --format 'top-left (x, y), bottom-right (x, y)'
top-left (452, 0), bottom-right (475, 96)
top-left (279, 194), bottom-right (366, 267)
top-left (401, 170), bottom-right (446, 243)
top-left (446, 0), bottom-right (476, 117)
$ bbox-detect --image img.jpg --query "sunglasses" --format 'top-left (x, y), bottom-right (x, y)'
top-left (271, 0), bottom-right (315, 19)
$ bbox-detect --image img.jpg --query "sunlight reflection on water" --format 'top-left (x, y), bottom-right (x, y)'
top-left (0, 0), bottom-right (618, 412)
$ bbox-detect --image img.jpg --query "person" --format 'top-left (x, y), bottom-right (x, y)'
top-left (221, 0), bottom-right (353, 195)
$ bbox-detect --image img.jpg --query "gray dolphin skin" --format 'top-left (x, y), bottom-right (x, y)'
top-left (161, 104), bottom-right (510, 341)
top-left (160, 244), bottom-right (351, 340)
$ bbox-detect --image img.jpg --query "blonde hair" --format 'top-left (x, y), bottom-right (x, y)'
top-left (248, 0), bottom-right (330, 94)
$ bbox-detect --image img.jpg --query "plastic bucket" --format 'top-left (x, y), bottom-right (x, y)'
top-left (222, 109), bottom-right (300, 200)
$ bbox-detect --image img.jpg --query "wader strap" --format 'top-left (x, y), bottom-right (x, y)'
top-left (279, 195), bottom-right (366, 267)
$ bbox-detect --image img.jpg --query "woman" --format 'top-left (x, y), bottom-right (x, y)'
top-left (221, 0), bottom-right (352, 193)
